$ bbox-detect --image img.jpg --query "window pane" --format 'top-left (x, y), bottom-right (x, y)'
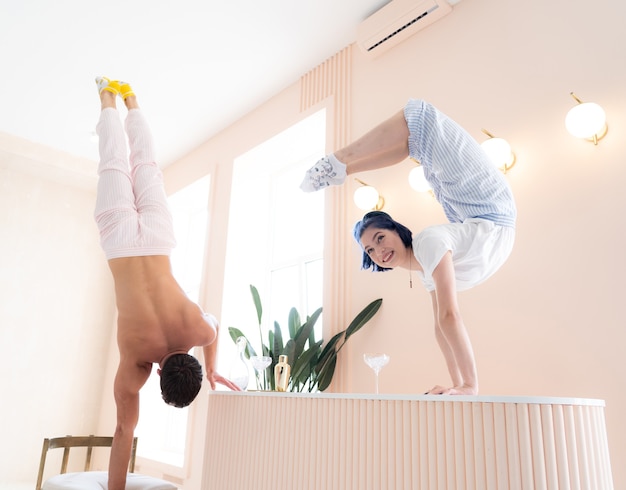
top-left (221, 110), bottom-right (325, 377)
top-left (270, 164), bottom-right (324, 263)
top-left (269, 265), bottom-right (300, 328)
top-left (305, 258), bottom-right (324, 339)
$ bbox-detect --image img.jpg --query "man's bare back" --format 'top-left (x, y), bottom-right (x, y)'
top-left (109, 255), bottom-right (216, 367)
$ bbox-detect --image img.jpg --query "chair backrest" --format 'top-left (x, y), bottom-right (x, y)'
top-left (35, 435), bottom-right (138, 490)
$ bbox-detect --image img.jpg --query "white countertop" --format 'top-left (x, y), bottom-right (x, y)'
top-left (209, 390), bottom-right (606, 407)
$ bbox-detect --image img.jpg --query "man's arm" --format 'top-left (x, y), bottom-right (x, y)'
top-left (201, 314), bottom-right (241, 391)
top-left (108, 360), bottom-right (151, 490)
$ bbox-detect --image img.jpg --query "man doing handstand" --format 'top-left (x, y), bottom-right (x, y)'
top-left (94, 76), bottom-right (239, 490)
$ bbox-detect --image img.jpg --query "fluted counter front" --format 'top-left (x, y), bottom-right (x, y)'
top-left (202, 392), bottom-right (613, 490)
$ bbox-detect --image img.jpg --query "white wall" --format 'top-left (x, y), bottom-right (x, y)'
top-left (0, 135), bottom-right (115, 485)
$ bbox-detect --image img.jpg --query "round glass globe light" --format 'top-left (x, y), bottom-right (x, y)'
top-left (353, 185), bottom-right (379, 210)
top-left (481, 137), bottom-right (512, 169)
top-left (408, 166), bottom-right (432, 192)
top-left (565, 102), bottom-right (606, 139)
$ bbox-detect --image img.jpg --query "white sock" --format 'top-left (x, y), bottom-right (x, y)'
top-left (300, 153), bottom-right (347, 192)
top-left (327, 153), bottom-right (347, 177)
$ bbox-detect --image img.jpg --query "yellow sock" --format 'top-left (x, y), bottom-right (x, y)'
top-left (119, 82), bottom-right (135, 100)
top-left (95, 76), bottom-right (120, 95)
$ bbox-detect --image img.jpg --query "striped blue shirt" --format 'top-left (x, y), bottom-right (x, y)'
top-left (404, 99), bottom-right (516, 228)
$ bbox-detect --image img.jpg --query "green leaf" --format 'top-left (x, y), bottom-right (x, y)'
top-left (316, 355), bottom-right (337, 391)
top-left (272, 321), bottom-right (284, 364)
top-left (227, 328), bottom-right (257, 358)
top-left (283, 339), bottom-right (296, 369)
top-left (291, 340), bottom-right (322, 386)
top-left (261, 343), bottom-right (270, 358)
top-left (316, 331), bottom-right (344, 371)
top-left (287, 307), bottom-right (301, 339)
top-left (293, 307), bottom-right (322, 361)
top-left (267, 330), bottom-right (274, 361)
top-left (344, 298), bottom-right (383, 340)
top-left (250, 284), bottom-right (262, 326)
top-left (228, 326), bottom-right (245, 344)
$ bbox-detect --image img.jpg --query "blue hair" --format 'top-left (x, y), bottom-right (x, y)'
top-left (352, 211), bottom-right (414, 272)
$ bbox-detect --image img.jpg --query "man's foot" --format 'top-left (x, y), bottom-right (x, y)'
top-left (119, 81), bottom-right (135, 100)
top-left (95, 76), bottom-right (120, 95)
top-left (300, 154), bottom-right (347, 192)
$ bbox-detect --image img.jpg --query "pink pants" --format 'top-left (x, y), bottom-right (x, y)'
top-left (94, 108), bottom-right (176, 260)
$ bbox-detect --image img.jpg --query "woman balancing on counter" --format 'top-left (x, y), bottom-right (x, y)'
top-left (300, 99), bottom-right (516, 395)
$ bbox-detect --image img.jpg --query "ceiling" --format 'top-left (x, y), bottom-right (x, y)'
top-left (1, 0), bottom-right (390, 168)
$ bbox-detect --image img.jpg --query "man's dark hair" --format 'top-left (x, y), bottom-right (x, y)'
top-left (352, 210), bottom-right (414, 272)
top-left (160, 353), bottom-right (203, 408)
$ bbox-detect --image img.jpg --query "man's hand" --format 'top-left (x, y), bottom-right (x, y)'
top-left (207, 371), bottom-right (242, 391)
top-left (425, 384), bottom-right (477, 395)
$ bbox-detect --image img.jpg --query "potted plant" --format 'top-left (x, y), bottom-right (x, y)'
top-left (229, 285), bottom-right (382, 392)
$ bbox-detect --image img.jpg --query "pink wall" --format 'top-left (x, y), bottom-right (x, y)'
top-left (162, 0), bottom-right (626, 486)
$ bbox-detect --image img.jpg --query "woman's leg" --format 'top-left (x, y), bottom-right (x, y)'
top-left (300, 108), bottom-right (410, 192)
top-left (336, 109), bottom-right (410, 175)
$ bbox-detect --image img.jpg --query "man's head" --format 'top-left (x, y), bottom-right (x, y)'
top-left (353, 211), bottom-right (414, 272)
top-left (159, 353), bottom-right (203, 408)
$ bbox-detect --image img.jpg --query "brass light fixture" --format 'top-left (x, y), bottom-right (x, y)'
top-left (565, 92), bottom-right (608, 145)
top-left (408, 159), bottom-right (432, 192)
top-left (353, 179), bottom-right (384, 210)
top-left (480, 129), bottom-right (516, 173)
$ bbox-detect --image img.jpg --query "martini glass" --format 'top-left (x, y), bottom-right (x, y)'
top-left (363, 353), bottom-right (390, 394)
top-left (250, 355), bottom-right (272, 390)
top-left (231, 337), bottom-right (250, 390)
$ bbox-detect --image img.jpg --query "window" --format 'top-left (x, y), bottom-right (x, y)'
top-left (134, 175), bottom-right (211, 467)
top-left (220, 110), bottom-right (326, 376)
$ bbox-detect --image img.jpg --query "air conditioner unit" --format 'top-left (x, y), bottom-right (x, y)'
top-left (357, 0), bottom-right (457, 57)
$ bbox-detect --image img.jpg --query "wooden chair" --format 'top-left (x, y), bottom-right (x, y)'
top-left (36, 435), bottom-right (177, 490)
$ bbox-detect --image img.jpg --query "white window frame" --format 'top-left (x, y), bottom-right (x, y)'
top-left (219, 110), bottom-right (326, 378)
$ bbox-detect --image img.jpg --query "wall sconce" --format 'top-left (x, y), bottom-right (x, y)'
top-left (353, 178), bottom-right (384, 210)
top-left (408, 160), bottom-right (432, 192)
top-left (480, 129), bottom-right (516, 174)
top-left (565, 92), bottom-right (608, 145)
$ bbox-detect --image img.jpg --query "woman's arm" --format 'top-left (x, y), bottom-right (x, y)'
top-left (427, 251), bottom-right (478, 395)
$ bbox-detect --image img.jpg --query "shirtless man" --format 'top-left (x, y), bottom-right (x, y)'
top-left (94, 77), bottom-right (239, 490)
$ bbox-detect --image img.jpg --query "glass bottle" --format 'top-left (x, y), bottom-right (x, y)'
top-left (274, 355), bottom-right (291, 392)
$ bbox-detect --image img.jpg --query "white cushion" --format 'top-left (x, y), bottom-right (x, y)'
top-left (42, 471), bottom-right (177, 490)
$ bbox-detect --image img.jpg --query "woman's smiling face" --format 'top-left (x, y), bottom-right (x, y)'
top-left (359, 226), bottom-right (410, 269)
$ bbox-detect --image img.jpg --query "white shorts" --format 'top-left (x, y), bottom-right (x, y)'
top-left (412, 218), bottom-right (515, 292)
